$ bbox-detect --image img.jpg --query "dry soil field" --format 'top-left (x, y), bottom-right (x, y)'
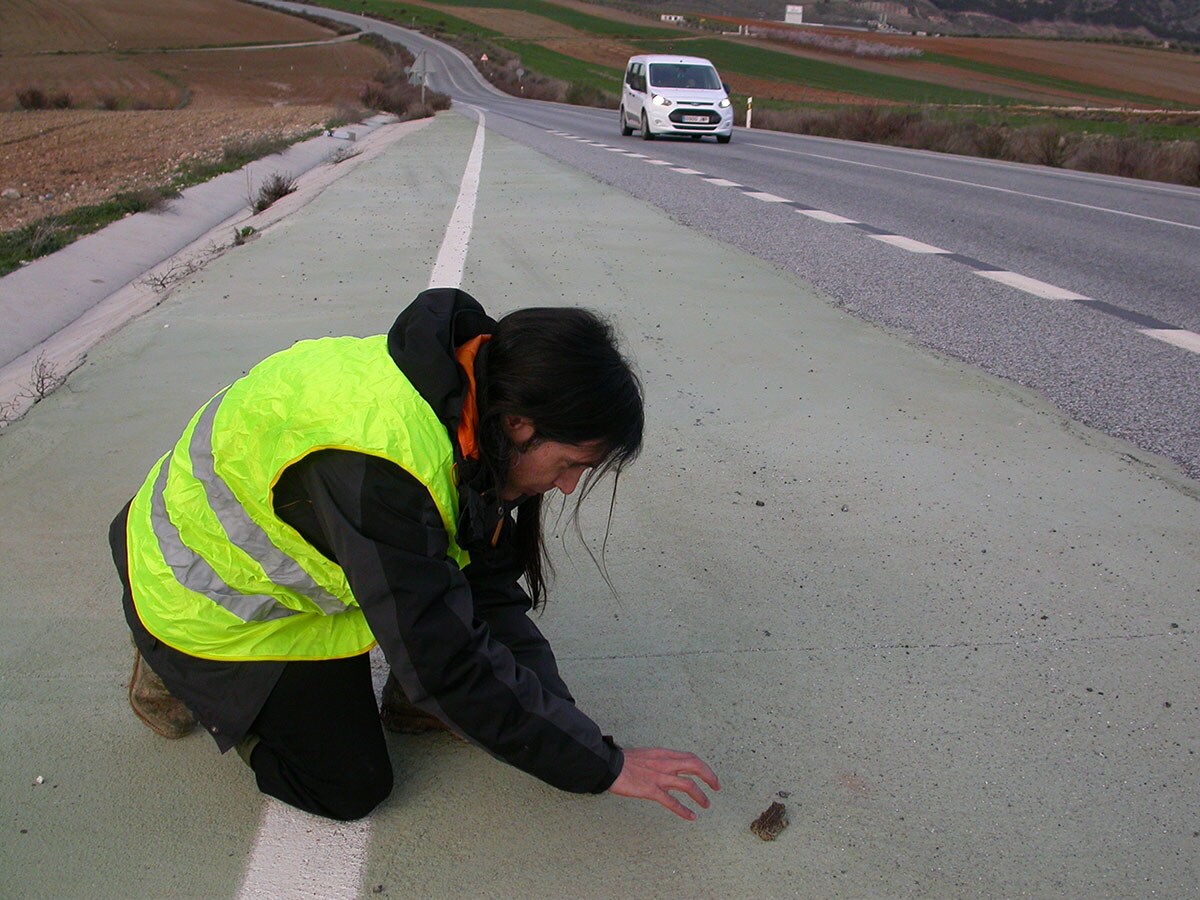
top-left (0, 0), bottom-right (388, 231)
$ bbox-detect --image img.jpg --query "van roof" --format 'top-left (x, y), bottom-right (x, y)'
top-left (626, 54), bottom-right (718, 67)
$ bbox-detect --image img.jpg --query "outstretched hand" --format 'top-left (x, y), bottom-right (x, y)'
top-left (609, 746), bottom-right (721, 821)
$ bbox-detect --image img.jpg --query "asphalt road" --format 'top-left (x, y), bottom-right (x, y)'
top-left (270, 1), bottom-right (1200, 482)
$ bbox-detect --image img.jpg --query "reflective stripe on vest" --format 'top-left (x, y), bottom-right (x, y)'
top-left (126, 335), bottom-right (469, 662)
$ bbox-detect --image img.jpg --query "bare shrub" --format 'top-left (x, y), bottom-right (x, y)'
top-left (99, 94), bottom-right (122, 111)
top-left (1012, 124), bottom-right (1072, 167)
top-left (565, 82), bottom-right (618, 110)
top-left (116, 186), bottom-right (173, 214)
top-left (475, 52), bottom-right (566, 102)
top-left (16, 87), bottom-right (49, 110)
top-left (835, 106), bottom-right (917, 143)
top-left (27, 353), bottom-right (66, 399)
top-left (752, 106), bottom-right (838, 137)
top-left (50, 92), bottom-right (73, 109)
top-left (27, 220), bottom-right (63, 256)
top-left (325, 102), bottom-right (368, 131)
top-left (972, 123), bottom-right (1011, 159)
top-left (1146, 140), bottom-right (1200, 186)
top-left (359, 57), bottom-right (452, 120)
top-left (251, 172), bottom-right (297, 213)
top-left (900, 117), bottom-right (960, 153)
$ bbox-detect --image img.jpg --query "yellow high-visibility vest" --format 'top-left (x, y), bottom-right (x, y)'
top-left (125, 335), bottom-right (469, 661)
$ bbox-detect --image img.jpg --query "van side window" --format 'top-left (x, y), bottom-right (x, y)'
top-left (628, 63), bottom-right (645, 92)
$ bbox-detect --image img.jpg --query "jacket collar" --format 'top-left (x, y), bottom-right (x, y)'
top-left (386, 289), bottom-right (505, 549)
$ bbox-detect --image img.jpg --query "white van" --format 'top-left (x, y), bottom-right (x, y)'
top-left (620, 54), bottom-right (733, 144)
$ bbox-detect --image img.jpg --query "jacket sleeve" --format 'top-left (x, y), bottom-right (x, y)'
top-left (464, 524), bottom-right (576, 705)
top-left (279, 450), bottom-right (622, 794)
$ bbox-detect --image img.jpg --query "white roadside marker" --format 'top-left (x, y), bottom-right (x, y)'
top-left (1139, 328), bottom-right (1200, 355)
top-left (975, 270), bottom-right (1090, 301)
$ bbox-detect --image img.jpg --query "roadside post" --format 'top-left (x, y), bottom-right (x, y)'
top-left (747, 96), bottom-right (753, 129)
top-left (406, 49), bottom-right (428, 106)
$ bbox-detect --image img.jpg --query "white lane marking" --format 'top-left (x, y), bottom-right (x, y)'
top-left (671, 167), bottom-right (703, 175)
top-left (703, 177), bottom-right (741, 187)
top-left (976, 270), bottom-right (1090, 300)
top-left (604, 146), bottom-right (628, 152)
top-left (871, 234), bottom-right (951, 254)
top-left (624, 153), bottom-right (648, 159)
top-left (798, 209), bottom-right (858, 224)
top-left (745, 191), bottom-right (790, 202)
top-left (429, 110), bottom-right (486, 288)
top-left (1140, 328), bottom-right (1200, 354)
top-left (644, 159), bottom-right (672, 166)
top-left (236, 801), bottom-right (370, 900)
top-left (747, 141), bottom-right (1200, 232)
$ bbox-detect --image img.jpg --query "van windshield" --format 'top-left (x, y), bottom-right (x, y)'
top-left (647, 63), bottom-right (722, 90)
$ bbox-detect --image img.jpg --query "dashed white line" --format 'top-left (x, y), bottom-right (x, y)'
top-left (798, 209), bottom-right (858, 224)
top-left (975, 270), bottom-right (1090, 301)
top-left (870, 234), bottom-right (950, 254)
top-left (745, 191), bottom-right (790, 203)
top-left (553, 127), bottom-right (1195, 354)
top-left (1140, 329), bottom-right (1200, 354)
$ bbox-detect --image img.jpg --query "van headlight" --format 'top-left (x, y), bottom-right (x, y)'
top-left (651, 93), bottom-right (672, 107)
top-left (719, 97), bottom-right (731, 108)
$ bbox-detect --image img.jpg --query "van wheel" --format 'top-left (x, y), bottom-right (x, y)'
top-left (641, 111), bottom-right (655, 141)
top-left (717, 134), bottom-right (731, 144)
top-left (620, 107), bottom-right (633, 137)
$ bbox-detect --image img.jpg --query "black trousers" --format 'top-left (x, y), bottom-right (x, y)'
top-left (245, 653), bottom-right (393, 821)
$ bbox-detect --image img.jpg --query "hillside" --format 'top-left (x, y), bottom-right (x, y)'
top-left (599, 0), bottom-right (1200, 39)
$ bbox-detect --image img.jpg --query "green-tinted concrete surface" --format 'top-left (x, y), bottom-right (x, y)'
top-left (1, 111), bottom-right (1197, 898)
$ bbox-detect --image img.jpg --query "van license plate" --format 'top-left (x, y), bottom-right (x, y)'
top-left (682, 115), bottom-right (707, 123)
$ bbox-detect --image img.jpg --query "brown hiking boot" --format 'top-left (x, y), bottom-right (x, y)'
top-left (129, 649), bottom-right (196, 739)
top-left (380, 672), bottom-right (455, 736)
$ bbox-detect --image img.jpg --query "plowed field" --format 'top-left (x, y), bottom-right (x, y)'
top-left (0, 1), bottom-right (388, 231)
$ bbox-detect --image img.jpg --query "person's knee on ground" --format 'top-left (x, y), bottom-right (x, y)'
top-left (245, 735), bottom-right (394, 821)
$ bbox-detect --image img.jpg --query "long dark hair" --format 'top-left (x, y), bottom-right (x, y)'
top-left (476, 307), bottom-right (644, 608)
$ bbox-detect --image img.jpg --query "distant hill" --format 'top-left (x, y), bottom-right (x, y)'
top-left (603, 0), bottom-right (1200, 39)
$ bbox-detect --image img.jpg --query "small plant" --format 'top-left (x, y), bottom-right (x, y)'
top-left (16, 87), bottom-right (48, 110)
top-left (99, 94), bottom-right (122, 111)
top-left (232, 225), bottom-right (256, 246)
top-left (50, 92), bottom-right (73, 109)
top-left (27, 353), bottom-right (66, 400)
top-left (251, 172), bottom-right (297, 213)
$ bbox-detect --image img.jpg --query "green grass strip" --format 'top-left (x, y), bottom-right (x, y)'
top-left (426, 0), bottom-right (681, 39)
top-left (499, 39), bottom-right (623, 91)
top-left (637, 38), bottom-right (1024, 106)
top-left (921, 52), bottom-right (1182, 108)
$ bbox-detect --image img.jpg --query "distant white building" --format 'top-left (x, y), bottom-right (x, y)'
top-left (785, 4), bottom-right (803, 24)
top-left (660, 14), bottom-right (686, 22)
